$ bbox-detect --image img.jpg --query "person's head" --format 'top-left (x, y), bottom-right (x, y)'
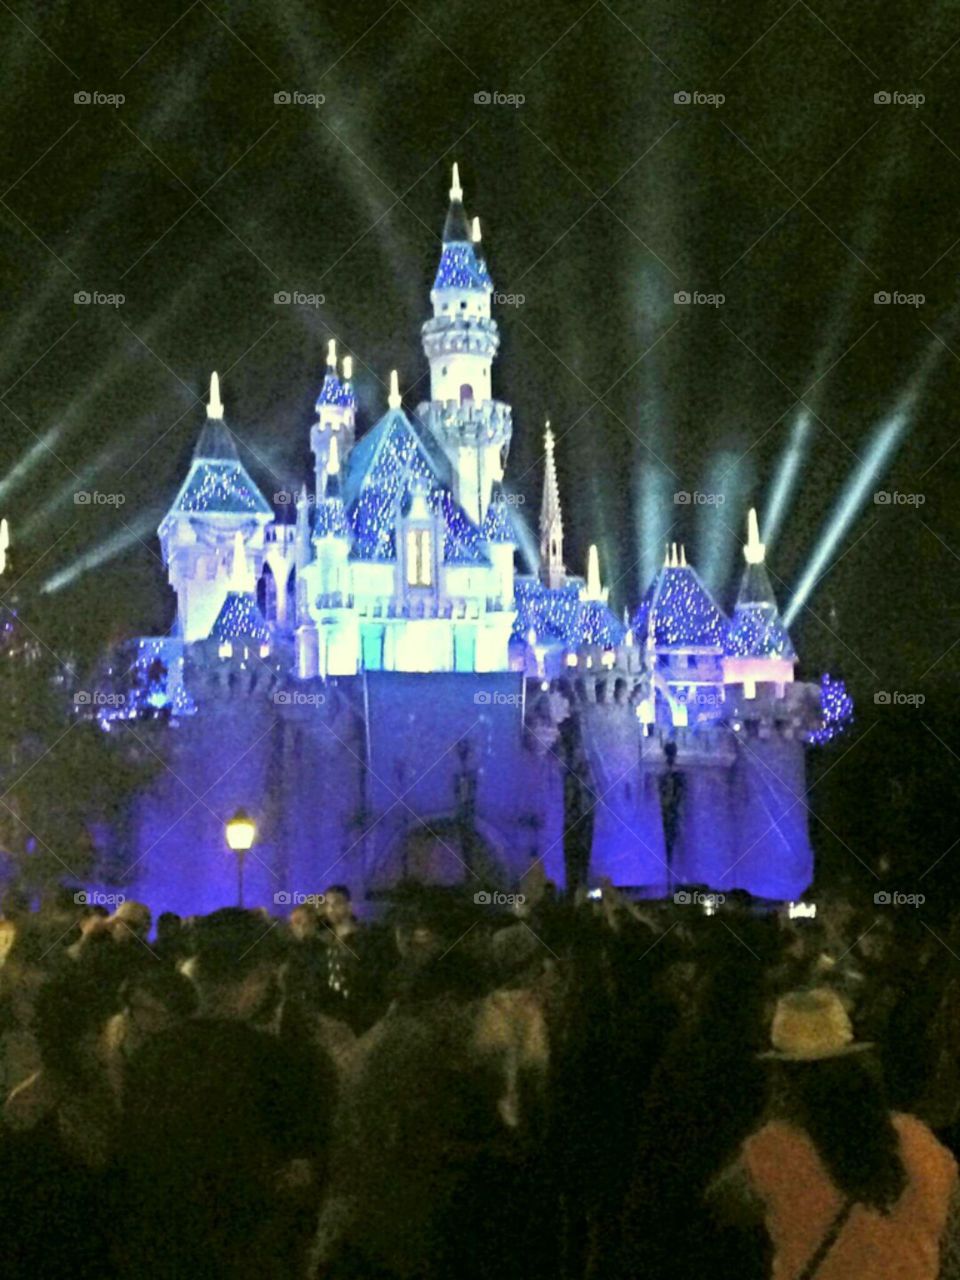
top-left (34, 968), bottom-right (121, 1087)
top-left (155, 912), bottom-right (182, 943)
top-left (288, 903), bottom-right (319, 942)
top-left (664, 740), bottom-right (678, 766)
top-left (765, 989), bottom-right (906, 1213)
top-left (120, 966), bottom-right (198, 1037)
top-left (190, 908), bottom-right (283, 1023)
top-left (110, 900), bottom-right (152, 943)
top-left (321, 885), bottom-right (353, 930)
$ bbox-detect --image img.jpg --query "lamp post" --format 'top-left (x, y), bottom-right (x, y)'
top-left (225, 809), bottom-right (256, 907)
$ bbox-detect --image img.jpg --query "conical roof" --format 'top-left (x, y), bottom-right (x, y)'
top-left (632, 555), bottom-right (727, 648)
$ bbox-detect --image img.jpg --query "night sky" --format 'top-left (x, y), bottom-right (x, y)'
top-left (1, 2), bottom-right (958, 885)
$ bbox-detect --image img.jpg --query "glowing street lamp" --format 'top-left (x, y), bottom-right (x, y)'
top-left (225, 808), bottom-right (256, 906)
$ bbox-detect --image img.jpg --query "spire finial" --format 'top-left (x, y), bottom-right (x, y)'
top-left (680, 544), bottom-right (687, 567)
top-left (0, 518), bottom-right (9, 576)
top-left (450, 161), bottom-right (463, 203)
top-left (327, 435), bottom-right (340, 476)
top-left (342, 355), bottom-right (353, 381)
top-left (670, 542), bottom-right (678, 568)
top-left (388, 369), bottom-right (401, 410)
top-left (664, 543), bottom-right (670, 567)
top-left (744, 507), bottom-right (766, 565)
top-left (471, 216), bottom-right (481, 244)
top-left (206, 371), bottom-right (223, 420)
top-left (544, 419), bottom-right (554, 451)
top-left (326, 338), bottom-right (337, 370)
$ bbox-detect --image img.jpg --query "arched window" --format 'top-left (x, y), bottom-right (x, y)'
top-left (459, 383), bottom-right (473, 405)
top-left (406, 529), bottom-right (433, 587)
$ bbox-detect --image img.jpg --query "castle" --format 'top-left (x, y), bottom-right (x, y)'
top-left (91, 166), bottom-right (829, 913)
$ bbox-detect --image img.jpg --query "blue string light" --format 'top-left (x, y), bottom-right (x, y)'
top-left (810, 672), bottom-right (854, 745)
top-left (211, 592), bottom-right (270, 645)
top-left (175, 461), bottom-right (272, 516)
top-left (631, 566), bottom-right (727, 648)
top-left (725, 604), bottom-right (795, 658)
top-left (433, 242), bottom-right (492, 292)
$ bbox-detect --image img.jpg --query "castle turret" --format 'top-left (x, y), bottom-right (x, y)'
top-left (419, 164), bottom-right (511, 525)
top-left (310, 340), bottom-right (357, 503)
top-left (540, 423), bottom-right (565, 590)
top-left (724, 507), bottom-right (796, 694)
top-left (159, 372), bottom-right (274, 643)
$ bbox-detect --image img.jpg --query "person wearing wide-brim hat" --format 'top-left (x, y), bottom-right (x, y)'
top-left (708, 988), bottom-right (960, 1280)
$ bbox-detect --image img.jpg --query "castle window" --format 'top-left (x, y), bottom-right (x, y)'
top-left (406, 528), bottom-right (433, 587)
top-left (460, 384), bottom-right (473, 405)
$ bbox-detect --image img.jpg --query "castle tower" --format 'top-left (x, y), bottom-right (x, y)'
top-left (724, 507), bottom-right (796, 694)
top-left (420, 164), bottom-right (511, 525)
top-left (540, 423), bottom-right (566, 589)
top-left (159, 373), bottom-right (274, 643)
top-left (310, 340), bottom-right (357, 504)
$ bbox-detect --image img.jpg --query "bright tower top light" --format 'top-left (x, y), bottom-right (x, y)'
top-left (449, 161), bottom-right (463, 202)
top-left (206, 371), bottom-right (223, 420)
top-left (744, 507), bottom-right (765, 565)
top-left (388, 369), bottom-right (401, 409)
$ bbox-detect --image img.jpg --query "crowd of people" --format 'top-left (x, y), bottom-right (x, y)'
top-left (0, 874), bottom-right (958, 1278)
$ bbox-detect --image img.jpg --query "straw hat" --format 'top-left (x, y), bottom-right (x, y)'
top-left (761, 987), bottom-right (872, 1061)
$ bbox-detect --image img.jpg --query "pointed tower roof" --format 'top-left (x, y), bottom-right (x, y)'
top-left (540, 423), bottom-right (563, 543)
top-left (315, 338), bottom-right (345, 410)
top-left (434, 163), bottom-right (492, 291)
top-left (314, 435), bottom-right (350, 539)
top-left (211, 591), bottom-right (270, 646)
top-left (631, 546), bottom-right (727, 649)
top-left (481, 486), bottom-right (517, 543)
top-left (165, 373), bottom-right (273, 520)
top-left (725, 507), bottom-right (795, 658)
top-left (442, 161), bottom-right (471, 243)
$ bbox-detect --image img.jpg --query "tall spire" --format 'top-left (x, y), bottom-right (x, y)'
top-left (744, 507), bottom-right (765, 565)
top-left (442, 161), bottom-right (471, 243)
top-left (540, 422), bottom-right (565, 589)
top-left (206, 371), bottom-right (223, 420)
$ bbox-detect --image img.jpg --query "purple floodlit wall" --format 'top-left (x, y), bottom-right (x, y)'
top-left (576, 694), bottom-right (814, 899)
top-left (112, 672), bottom-right (565, 916)
top-left (97, 671), bottom-right (813, 913)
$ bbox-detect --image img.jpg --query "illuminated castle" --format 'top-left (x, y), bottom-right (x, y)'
top-left (87, 165), bottom-right (846, 912)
